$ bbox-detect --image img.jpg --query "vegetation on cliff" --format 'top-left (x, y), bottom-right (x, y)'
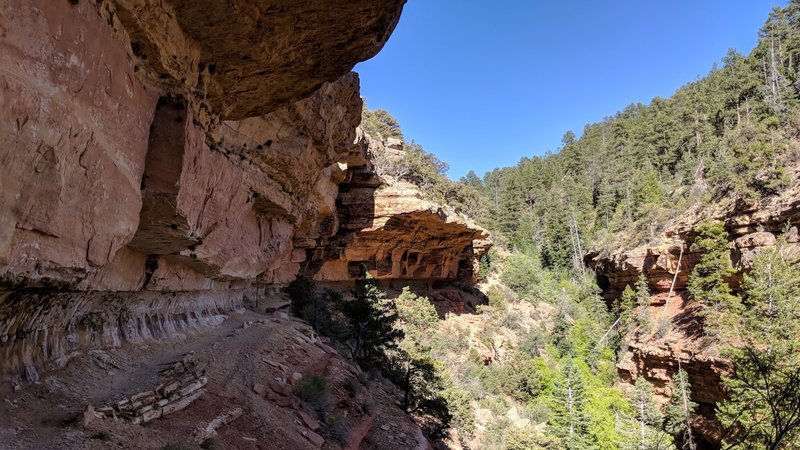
top-left (716, 239), bottom-right (800, 449)
top-left (368, 4), bottom-right (800, 267)
top-left (355, 3), bottom-right (800, 449)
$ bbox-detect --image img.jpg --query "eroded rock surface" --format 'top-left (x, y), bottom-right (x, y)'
top-left (0, 0), bottom-right (490, 392)
top-left (0, 309), bottom-right (431, 449)
top-left (103, 0), bottom-right (405, 120)
top-left (587, 166), bottom-right (800, 445)
top-left (308, 166), bottom-right (492, 283)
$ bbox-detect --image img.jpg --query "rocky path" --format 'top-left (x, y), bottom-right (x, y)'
top-left (0, 308), bottom-right (429, 450)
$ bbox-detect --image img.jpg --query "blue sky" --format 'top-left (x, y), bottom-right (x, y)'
top-left (355, 0), bottom-right (784, 179)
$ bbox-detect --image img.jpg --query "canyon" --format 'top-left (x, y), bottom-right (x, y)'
top-left (2, 1), bottom-right (798, 449)
top-left (587, 165), bottom-right (800, 445)
top-left (0, 0), bottom-right (493, 395)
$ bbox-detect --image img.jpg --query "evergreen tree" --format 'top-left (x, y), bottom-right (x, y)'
top-left (618, 285), bottom-right (637, 334)
top-left (361, 106), bottom-right (404, 140)
top-left (665, 369), bottom-right (698, 450)
top-left (549, 358), bottom-right (590, 448)
top-left (718, 244), bottom-right (800, 449)
top-left (635, 273), bottom-right (652, 333)
top-left (283, 274), bottom-right (341, 336)
top-left (686, 220), bottom-right (742, 336)
top-left (460, 170), bottom-right (484, 190)
top-left (339, 266), bottom-right (402, 367)
top-left (620, 377), bottom-right (671, 450)
top-left (551, 303), bottom-right (573, 356)
top-left (283, 274), bottom-right (317, 319)
top-left (392, 288), bottom-right (453, 438)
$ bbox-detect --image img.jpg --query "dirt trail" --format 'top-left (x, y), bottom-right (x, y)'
top-left (0, 307), bottom-right (428, 450)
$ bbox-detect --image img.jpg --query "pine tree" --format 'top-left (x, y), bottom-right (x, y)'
top-left (620, 377), bottom-right (670, 450)
top-left (665, 369), bottom-right (697, 450)
top-left (361, 107), bottom-right (404, 140)
top-left (283, 274), bottom-right (317, 319)
top-left (340, 266), bottom-right (402, 367)
top-left (718, 244), bottom-right (800, 449)
top-left (686, 220), bottom-right (741, 337)
top-left (550, 358), bottom-right (590, 448)
top-left (460, 170), bottom-right (484, 190)
top-left (619, 285), bottom-right (636, 334)
top-left (635, 273), bottom-right (651, 332)
top-left (551, 304), bottom-right (573, 356)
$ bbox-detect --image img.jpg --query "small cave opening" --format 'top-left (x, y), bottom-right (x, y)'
top-left (596, 272), bottom-right (610, 294)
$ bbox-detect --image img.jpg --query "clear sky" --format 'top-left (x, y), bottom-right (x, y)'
top-left (355, 0), bottom-right (785, 179)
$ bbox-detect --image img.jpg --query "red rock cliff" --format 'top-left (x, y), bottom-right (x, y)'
top-left (0, 0), bottom-right (488, 391)
top-left (587, 167), bottom-right (800, 445)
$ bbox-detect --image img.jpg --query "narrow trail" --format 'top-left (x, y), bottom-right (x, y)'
top-left (0, 308), bottom-right (427, 450)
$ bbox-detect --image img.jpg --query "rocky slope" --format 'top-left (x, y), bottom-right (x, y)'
top-left (587, 163), bottom-right (800, 445)
top-left (0, 307), bottom-right (432, 449)
top-left (0, 0), bottom-right (490, 397)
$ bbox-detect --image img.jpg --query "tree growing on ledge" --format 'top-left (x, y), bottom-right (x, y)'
top-left (339, 265), bottom-right (402, 368)
top-left (635, 273), bottom-right (652, 333)
top-left (718, 243), bottom-right (800, 449)
top-left (361, 106), bottom-right (403, 140)
top-left (686, 219), bottom-right (741, 336)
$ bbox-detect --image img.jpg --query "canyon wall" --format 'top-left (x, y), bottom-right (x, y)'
top-left (587, 169), bottom-right (800, 445)
top-left (0, 0), bottom-right (489, 391)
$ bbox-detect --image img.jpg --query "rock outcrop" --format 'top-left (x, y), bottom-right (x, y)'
top-left (0, 0), bottom-right (490, 392)
top-left (587, 165), bottom-right (800, 446)
top-left (1, 0), bottom-right (399, 288)
top-left (307, 161), bottom-right (492, 283)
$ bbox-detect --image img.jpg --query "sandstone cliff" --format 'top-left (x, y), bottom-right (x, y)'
top-left (308, 136), bottom-right (492, 284)
top-left (0, 0), bottom-right (489, 393)
top-left (587, 164), bottom-right (800, 445)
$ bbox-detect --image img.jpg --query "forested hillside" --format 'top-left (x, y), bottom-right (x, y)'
top-left (365, 3), bottom-right (800, 270)
top-left (360, 3), bottom-right (800, 449)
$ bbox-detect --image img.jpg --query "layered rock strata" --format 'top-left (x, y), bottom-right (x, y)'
top-left (0, 0), bottom-right (490, 392)
top-left (0, 0), bottom-right (382, 387)
top-left (307, 164), bottom-right (492, 283)
top-left (587, 167), bottom-right (800, 445)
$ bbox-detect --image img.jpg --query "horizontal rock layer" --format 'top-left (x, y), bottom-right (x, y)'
top-left (588, 169), bottom-right (800, 445)
top-left (2, 0), bottom-right (396, 289)
top-left (307, 167), bottom-right (492, 283)
top-left (0, 287), bottom-right (240, 391)
top-left (588, 173), bottom-right (800, 301)
top-left (0, 0), bottom-right (490, 390)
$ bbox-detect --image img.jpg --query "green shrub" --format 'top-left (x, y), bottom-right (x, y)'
top-left (199, 438), bottom-right (220, 450)
top-left (294, 373), bottom-right (335, 418)
top-left (654, 316), bottom-right (672, 339)
top-left (441, 386), bottom-right (476, 439)
top-left (501, 253), bottom-right (541, 297)
top-left (323, 412), bottom-right (350, 444)
top-left (91, 431), bottom-right (111, 441)
top-left (361, 397), bottom-right (377, 416)
top-left (344, 376), bottom-right (361, 398)
top-left (486, 287), bottom-right (508, 310)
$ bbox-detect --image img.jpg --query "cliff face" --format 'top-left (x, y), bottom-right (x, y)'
top-left (587, 167), bottom-right (800, 445)
top-left (0, 0), bottom-right (489, 391)
top-left (308, 154), bottom-right (492, 283)
top-left (0, 0), bottom-right (401, 288)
